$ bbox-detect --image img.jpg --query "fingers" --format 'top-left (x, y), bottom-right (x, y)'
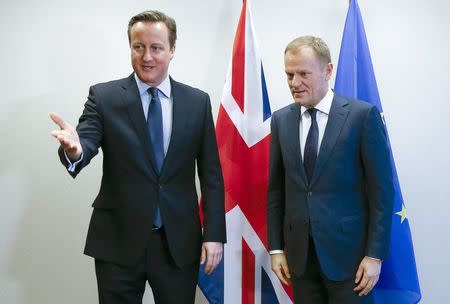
top-left (200, 245), bottom-right (206, 265)
top-left (282, 261), bottom-right (291, 280)
top-left (353, 257), bottom-right (381, 296)
top-left (275, 267), bottom-right (290, 285)
top-left (361, 278), bottom-right (378, 296)
top-left (273, 267), bottom-right (288, 285)
top-left (51, 130), bottom-right (78, 151)
top-left (50, 114), bottom-right (82, 159)
top-left (354, 275), bottom-right (378, 296)
top-left (271, 254), bottom-right (291, 285)
top-left (354, 275), bottom-right (370, 295)
top-left (279, 263), bottom-right (291, 285)
top-left (355, 264), bottom-right (363, 284)
top-left (207, 245), bottom-right (222, 273)
top-left (204, 254), bottom-right (216, 274)
top-left (201, 242), bottom-right (223, 275)
top-left (49, 113), bottom-right (68, 130)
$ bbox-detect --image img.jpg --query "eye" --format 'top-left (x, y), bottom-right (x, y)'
top-left (286, 73), bottom-right (293, 80)
top-left (300, 71), bottom-right (312, 78)
top-left (152, 45), bottom-right (162, 52)
top-left (133, 44), bottom-right (144, 51)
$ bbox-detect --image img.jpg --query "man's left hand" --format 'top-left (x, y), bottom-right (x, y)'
top-left (353, 256), bottom-right (382, 296)
top-left (200, 242), bottom-right (223, 275)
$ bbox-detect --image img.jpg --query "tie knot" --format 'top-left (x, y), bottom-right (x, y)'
top-left (148, 87), bottom-right (158, 98)
top-left (307, 108), bottom-right (317, 121)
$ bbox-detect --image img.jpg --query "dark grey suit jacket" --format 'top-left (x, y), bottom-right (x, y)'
top-left (59, 74), bottom-right (226, 268)
top-left (267, 93), bottom-right (394, 281)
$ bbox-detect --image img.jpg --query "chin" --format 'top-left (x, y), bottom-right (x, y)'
top-left (294, 98), bottom-right (306, 105)
top-left (140, 75), bottom-right (156, 84)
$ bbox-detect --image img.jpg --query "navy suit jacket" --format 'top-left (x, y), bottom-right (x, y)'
top-left (58, 74), bottom-right (226, 268)
top-left (267, 93), bottom-right (394, 281)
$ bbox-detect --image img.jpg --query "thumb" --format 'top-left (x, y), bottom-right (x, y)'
top-left (355, 263), bottom-right (364, 283)
top-left (200, 245), bottom-right (206, 265)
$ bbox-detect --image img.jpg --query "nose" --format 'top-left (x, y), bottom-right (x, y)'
top-left (291, 74), bottom-right (302, 87)
top-left (143, 48), bottom-right (153, 62)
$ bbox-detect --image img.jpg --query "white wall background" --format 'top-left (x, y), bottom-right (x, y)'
top-left (1, 0), bottom-right (449, 303)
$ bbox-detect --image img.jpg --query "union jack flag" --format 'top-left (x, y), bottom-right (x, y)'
top-left (198, 1), bottom-right (294, 303)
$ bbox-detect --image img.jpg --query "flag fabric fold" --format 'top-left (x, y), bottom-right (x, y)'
top-left (335, 1), bottom-right (421, 303)
top-left (198, 0), bottom-right (293, 303)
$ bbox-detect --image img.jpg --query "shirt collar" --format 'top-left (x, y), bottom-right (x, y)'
top-left (300, 87), bottom-right (334, 116)
top-left (134, 73), bottom-right (171, 99)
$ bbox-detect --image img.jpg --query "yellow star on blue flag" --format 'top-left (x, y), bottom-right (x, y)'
top-left (396, 203), bottom-right (408, 223)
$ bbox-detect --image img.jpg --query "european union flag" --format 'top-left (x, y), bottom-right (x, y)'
top-left (335, 0), bottom-right (421, 303)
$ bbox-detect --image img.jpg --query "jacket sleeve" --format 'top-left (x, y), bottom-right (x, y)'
top-left (361, 105), bottom-right (395, 259)
top-left (267, 112), bottom-right (286, 251)
top-left (197, 94), bottom-right (226, 243)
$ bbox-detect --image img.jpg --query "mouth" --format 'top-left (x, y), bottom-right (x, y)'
top-left (293, 89), bottom-right (307, 96)
top-left (142, 65), bottom-right (155, 71)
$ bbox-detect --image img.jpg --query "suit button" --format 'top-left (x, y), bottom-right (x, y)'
top-left (159, 184), bottom-right (163, 189)
top-left (308, 192), bottom-right (312, 196)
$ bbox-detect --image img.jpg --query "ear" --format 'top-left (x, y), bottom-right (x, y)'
top-left (324, 63), bottom-right (333, 81)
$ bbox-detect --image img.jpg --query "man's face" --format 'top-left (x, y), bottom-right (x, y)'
top-left (130, 21), bottom-right (175, 87)
top-left (284, 47), bottom-right (332, 108)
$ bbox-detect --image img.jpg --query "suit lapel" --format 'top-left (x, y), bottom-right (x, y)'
top-left (121, 74), bottom-right (159, 176)
top-left (311, 94), bottom-right (349, 185)
top-left (159, 78), bottom-right (186, 178)
top-left (286, 103), bottom-right (308, 186)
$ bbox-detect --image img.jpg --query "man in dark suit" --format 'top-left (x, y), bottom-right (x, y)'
top-left (50, 10), bottom-right (225, 304)
top-left (267, 36), bottom-right (394, 304)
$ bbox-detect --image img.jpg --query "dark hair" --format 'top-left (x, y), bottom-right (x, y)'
top-left (128, 10), bottom-right (177, 48)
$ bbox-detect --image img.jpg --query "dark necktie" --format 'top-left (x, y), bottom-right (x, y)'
top-left (304, 108), bottom-right (318, 183)
top-left (147, 87), bottom-right (163, 227)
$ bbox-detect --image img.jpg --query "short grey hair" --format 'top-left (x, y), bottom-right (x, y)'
top-left (285, 36), bottom-right (331, 66)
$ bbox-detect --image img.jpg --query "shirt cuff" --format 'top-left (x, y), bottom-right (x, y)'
top-left (64, 151), bottom-right (83, 173)
top-left (269, 250), bottom-right (284, 255)
top-left (366, 256), bottom-right (382, 262)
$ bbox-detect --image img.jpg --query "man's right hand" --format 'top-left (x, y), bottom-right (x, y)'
top-left (270, 253), bottom-right (291, 285)
top-left (50, 113), bottom-right (82, 161)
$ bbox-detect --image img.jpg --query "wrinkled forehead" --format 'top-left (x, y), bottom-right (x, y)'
top-left (130, 21), bottom-right (170, 41)
top-left (285, 47), bottom-right (329, 71)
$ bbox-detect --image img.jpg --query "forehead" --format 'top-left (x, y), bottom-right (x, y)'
top-left (130, 21), bottom-right (169, 42)
top-left (284, 47), bottom-right (321, 68)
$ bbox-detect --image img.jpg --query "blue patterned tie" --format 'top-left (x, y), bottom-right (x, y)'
top-left (304, 108), bottom-right (318, 183)
top-left (147, 87), bottom-right (163, 227)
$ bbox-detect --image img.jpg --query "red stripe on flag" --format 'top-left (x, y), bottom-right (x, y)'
top-left (242, 238), bottom-right (255, 304)
top-left (231, 0), bottom-right (246, 112)
top-left (216, 105), bottom-right (271, 248)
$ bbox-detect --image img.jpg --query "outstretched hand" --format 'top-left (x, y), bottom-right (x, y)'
top-left (50, 113), bottom-right (82, 160)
